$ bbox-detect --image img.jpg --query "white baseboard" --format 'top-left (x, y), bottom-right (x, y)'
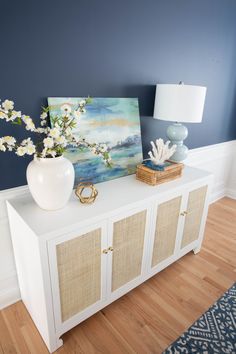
top-left (0, 140), bottom-right (236, 310)
top-left (225, 188), bottom-right (236, 199)
top-left (210, 182), bottom-right (227, 204)
top-left (0, 272), bottom-right (21, 310)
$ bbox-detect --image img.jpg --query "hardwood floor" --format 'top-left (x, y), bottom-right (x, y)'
top-left (0, 197), bottom-right (235, 354)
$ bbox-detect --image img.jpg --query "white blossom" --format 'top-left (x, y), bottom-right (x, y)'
top-left (21, 114), bottom-right (30, 122)
top-left (43, 137), bottom-right (54, 148)
top-left (49, 127), bottom-right (60, 139)
top-left (99, 144), bottom-right (107, 152)
top-left (6, 110), bottom-right (21, 122)
top-left (36, 127), bottom-right (48, 134)
top-left (21, 138), bottom-right (31, 145)
top-left (20, 138), bottom-right (36, 155)
top-left (79, 100), bottom-right (86, 107)
top-left (61, 104), bottom-right (72, 114)
top-left (2, 99), bottom-right (14, 111)
top-left (56, 135), bottom-right (67, 146)
top-left (0, 138), bottom-right (6, 152)
top-left (0, 111), bottom-right (8, 119)
top-left (3, 136), bottom-right (16, 146)
top-left (40, 112), bottom-right (47, 120)
top-left (16, 146), bottom-right (27, 156)
top-left (26, 144), bottom-right (36, 155)
top-left (25, 121), bottom-right (36, 131)
top-left (22, 115), bottom-right (36, 131)
top-left (41, 120), bottom-right (47, 126)
top-left (10, 110), bottom-right (21, 120)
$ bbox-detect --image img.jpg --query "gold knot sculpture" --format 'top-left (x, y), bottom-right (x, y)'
top-left (75, 182), bottom-right (98, 204)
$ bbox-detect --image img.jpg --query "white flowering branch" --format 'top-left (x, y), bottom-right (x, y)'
top-left (0, 98), bottom-right (112, 166)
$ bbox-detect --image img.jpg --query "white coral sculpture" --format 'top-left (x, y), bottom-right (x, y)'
top-left (148, 138), bottom-right (177, 165)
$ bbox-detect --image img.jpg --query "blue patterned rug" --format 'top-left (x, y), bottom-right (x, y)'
top-left (163, 283), bottom-right (236, 354)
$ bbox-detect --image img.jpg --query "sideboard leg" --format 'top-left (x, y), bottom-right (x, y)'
top-left (49, 337), bottom-right (63, 353)
top-left (57, 338), bottom-right (63, 348)
top-left (193, 245), bottom-right (201, 254)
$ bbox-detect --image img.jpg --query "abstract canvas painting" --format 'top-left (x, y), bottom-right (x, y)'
top-left (48, 97), bottom-right (143, 185)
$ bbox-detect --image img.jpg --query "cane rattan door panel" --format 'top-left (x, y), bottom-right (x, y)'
top-left (56, 228), bottom-right (101, 322)
top-left (111, 210), bottom-right (147, 292)
top-left (152, 196), bottom-right (182, 267)
top-left (181, 186), bottom-right (207, 248)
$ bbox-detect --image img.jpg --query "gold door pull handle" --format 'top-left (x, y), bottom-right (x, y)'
top-left (180, 211), bottom-right (188, 216)
top-left (108, 246), bottom-right (114, 252)
top-left (102, 249), bottom-right (108, 254)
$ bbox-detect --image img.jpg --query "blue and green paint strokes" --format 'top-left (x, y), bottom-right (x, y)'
top-left (48, 97), bottom-right (143, 184)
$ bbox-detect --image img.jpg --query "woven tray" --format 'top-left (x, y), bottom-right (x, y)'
top-left (136, 161), bottom-right (184, 186)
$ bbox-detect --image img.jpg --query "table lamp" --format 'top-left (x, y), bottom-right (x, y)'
top-left (153, 82), bottom-right (207, 162)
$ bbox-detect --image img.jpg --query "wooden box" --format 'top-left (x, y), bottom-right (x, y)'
top-left (136, 161), bottom-right (184, 186)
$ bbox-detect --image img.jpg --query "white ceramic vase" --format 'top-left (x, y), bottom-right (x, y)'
top-left (26, 156), bottom-right (75, 211)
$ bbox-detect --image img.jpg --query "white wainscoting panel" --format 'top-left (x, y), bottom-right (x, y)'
top-left (185, 140), bottom-right (236, 202)
top-left (0, 185), bottom-right (28, 309)
top-left (0, 140), bottom-right (235, 309)
top-left (225, 142), bottom-right (236, 199)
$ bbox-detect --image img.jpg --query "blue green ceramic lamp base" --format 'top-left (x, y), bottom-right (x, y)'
top-left (167, 123), bottom-right (188, 162)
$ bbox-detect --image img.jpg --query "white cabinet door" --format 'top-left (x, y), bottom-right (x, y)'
top-left (180, 185), bottom-right (208, 251)
top-left (148, 183), bottom-right (209, 275)
top-left (151, 196), bottom-right (182, 265)
top-left (107, 205), bottom-right (151, 299)
top-left (148, 191), bottom-right (186, 275)
top-left (48, 221), bottom-right (108, 334)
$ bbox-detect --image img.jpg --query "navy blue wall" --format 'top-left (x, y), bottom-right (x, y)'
top-left (1, 0), bottom-right (236, 190)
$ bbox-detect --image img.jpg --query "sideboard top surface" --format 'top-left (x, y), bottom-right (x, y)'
top-left (7, 166), bottom-right (212, 238)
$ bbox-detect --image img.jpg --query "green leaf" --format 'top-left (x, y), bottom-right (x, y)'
top-left (11, 118), bottom-right (22, 125)
top-left (86, 96), bottom-right (92, 104)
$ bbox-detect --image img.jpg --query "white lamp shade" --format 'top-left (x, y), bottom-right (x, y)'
top-left (153, 84), bottom-right (207, 123)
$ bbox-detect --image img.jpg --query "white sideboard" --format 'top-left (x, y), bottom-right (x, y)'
top-left (7, 166), bottom-right (213, 353)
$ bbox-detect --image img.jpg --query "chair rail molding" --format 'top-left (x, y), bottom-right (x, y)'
top-left (0, 139), bottom-right (236, 309)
